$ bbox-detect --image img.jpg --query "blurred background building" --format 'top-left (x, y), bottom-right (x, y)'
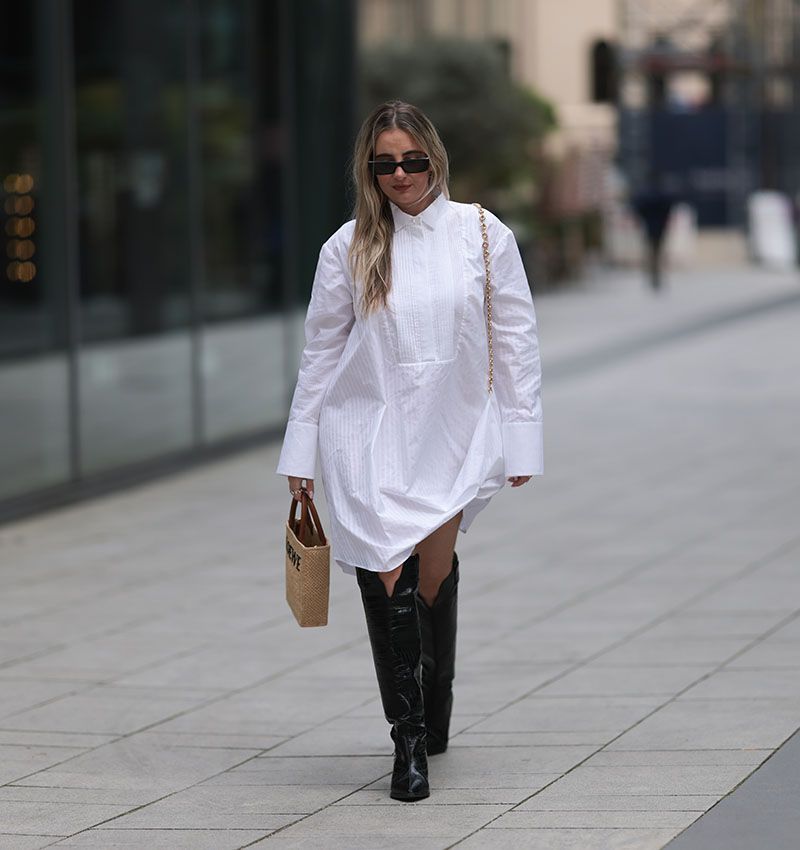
top-left (2, 0), bottom-right (798, 520)
top-left (618, 0), bottom-right (800, 226)
top-left (0, 0), bottom-right (355, 519)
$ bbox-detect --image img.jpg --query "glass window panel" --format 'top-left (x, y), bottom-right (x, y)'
top-left (197, 0), bottom-right (281, 321)
top-left (0, 1), bottom-right (71, 498)
top-left (78, 335), bottom-right (193, 474)
top-left (202, 317), bottom-right (286, 442)
top-left (198, 0), bottom-right (285, 440)
top-left (74, 0), bottom-right (194, 471)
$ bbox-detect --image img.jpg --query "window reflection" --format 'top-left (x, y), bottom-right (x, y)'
top-left (74, 0), bottom-right (194, 470)
top-left (0, 0), bottom-right (353, 510)
top-left (197, 0), bottom-right (281, 320)
top-left (197, 0), bottom-right (285, 439)
top-left (74, 0), bottom-right (192, 341)
top-left (0, 2), bottom-right (71, 496)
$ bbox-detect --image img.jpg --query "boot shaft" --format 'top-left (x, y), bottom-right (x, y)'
top-left (356, 553), bottom-right (429, 800)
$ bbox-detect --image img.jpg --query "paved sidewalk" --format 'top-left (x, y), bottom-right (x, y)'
top-left (665, 728), bottom-right (800, 850)
top-left (1, 262), bottom-right (799, 849)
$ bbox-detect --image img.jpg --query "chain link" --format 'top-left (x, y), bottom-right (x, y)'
top-left (472, 203), bottom-right (494, 395)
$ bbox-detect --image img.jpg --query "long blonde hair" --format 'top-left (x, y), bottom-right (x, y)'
top-left (348, 100), bottom-right (450, 317)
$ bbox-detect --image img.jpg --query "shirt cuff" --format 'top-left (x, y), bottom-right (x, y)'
top-left (275, 420), bottom-right (319, 480)
top-left (502, 421), bottom-right (543, 477)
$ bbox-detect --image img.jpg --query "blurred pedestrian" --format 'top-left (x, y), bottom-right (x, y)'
top-left (276, 100), bottom-right (543, 800)
top-left (632, 184), bottom-right (677, 291)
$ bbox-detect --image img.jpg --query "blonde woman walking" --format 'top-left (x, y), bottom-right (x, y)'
top-left (276, 100), bottom-right (543, 800)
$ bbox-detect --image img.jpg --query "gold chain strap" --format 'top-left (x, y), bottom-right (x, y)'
top-left (472, 202), bottom-right (494, 394)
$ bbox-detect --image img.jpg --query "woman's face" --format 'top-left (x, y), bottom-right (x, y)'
top-left (372, 128), bottom-right (432, 212)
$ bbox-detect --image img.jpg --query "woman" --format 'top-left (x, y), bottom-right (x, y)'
top-left (276, 100), bottom-right (543, 801)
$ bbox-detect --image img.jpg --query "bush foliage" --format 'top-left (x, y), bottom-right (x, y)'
top-left (359, 38), bottom-right (556, 201)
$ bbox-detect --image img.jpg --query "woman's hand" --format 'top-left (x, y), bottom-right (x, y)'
top-left (287, 476), bottom-right (314, 500)
top-left (507, 475), bottom-right (531, 488)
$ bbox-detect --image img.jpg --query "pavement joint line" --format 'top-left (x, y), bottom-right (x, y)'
top-left (477, 449), bottom-right (777, 566)
top-left (546, 289), bottom-right (800, 381)
top-left (0, 634), bottom-right (374, 790)
top-left (0, 532), bottom-right (214, 592)
top-left (444, 536), bottom-right (800, 847)
top-left (0, 577), bottom-right (345, 708)
top-left (15, 450), bottom-right (777, 818)
top-left (465, 527), bottom-right (721, 655)
top-left (4, 449), bottom-right (786, 739)
top-left (470, 524), bottom-right (800, 720)
top-left (3, 483), bottom-right (796, 826)
top-left (526, 451), bottom-right (793, 552)
top-left (4, 277), bottom-right (799, 844)
top-left (24, 698), bottom-right (385, 850)
top-left (467, 468), bottom-right (800, 654)
top-left (0, 549), bottom-right (294, 613)
top-left (0, 646), bottom-right (70, 673)
top-left (237, 515), bottom-right (800, 847)
top-left (1, 685), bottom-right (90, 721)
top-left (662, 725), bottom-right (800, 849)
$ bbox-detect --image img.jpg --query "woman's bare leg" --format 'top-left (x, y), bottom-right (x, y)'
top-left (378, 511), bottom-right (463, 600)
top-left (377, 562), bottom-right (404, 598)
top-left (377, 511), bottom-right (463, 601)
top-left (415, 510), bottom-right (462, 606)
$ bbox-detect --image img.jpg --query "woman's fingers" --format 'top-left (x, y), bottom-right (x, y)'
top-left (287, 477), bottom-right (314, 499)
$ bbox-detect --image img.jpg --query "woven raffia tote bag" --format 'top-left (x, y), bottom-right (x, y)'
top-left (285, 489), bottom-right (330, 627)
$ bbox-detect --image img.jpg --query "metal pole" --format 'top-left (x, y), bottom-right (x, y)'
top-left (280, 0), bottom-right (299, 411)
top-left (184, 0), bottom-right (206, 446)
top-left (46, 0), bottom-right (83, 480)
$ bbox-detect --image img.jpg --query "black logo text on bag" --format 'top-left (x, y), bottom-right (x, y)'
top-left (286, 539), bottom-right (301, 571)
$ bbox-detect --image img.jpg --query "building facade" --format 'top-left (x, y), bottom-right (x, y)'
top-left (0, 0), bottom-right (355, 519)
top-left (359, 0), bottom-right (617, 152)
top-left (617, 0), bottom-right (800, 227)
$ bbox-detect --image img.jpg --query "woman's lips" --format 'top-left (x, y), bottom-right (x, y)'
top-left (394, 185), bottom-right (412, 191)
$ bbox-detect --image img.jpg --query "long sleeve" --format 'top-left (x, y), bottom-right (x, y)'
top-left (489, 224), bottom-right (544, 477)
top-left (275, 234), bottom-right (355, 480)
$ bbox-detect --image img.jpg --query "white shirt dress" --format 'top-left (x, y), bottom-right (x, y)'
top-left (275, 191), bottom-right (543, 575)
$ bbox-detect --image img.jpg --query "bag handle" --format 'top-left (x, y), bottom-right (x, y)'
top-left (472, 202), bottom-right (494, 395)
top-left (288, 488), bottom-right (328, 546)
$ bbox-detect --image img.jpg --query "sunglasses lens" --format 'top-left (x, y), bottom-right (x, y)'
top-left (370, 160), bottom-right (395, 175)
top-left (369, 158), bottom-right (430, 175)
top-left (403, 158), bottom-right (429, 173)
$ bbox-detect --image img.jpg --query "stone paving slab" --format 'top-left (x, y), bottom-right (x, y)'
top-left (457, 827), bottom-right (684, 849)
top-left (51, 829), bottom-right (274, 848)
top-left (606, 699), bottom-right (800, 751)
top-left (1, 263), bottom-right (799, 848)
top-left (488, 810), bottom-right (700, 828)
top-left (0, 838), bottom-right (64, 850)
top-left (514, 791), bottom-right (719, 811)
top-left (252, 803), bottom-right (511, 837)
top-left (0, 798), bottom-right (137, 836)
top-left (665, 728), bottom-right (800, 849)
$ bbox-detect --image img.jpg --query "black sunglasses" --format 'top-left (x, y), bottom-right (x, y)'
top-left (368, 157), bottom-right (430, 176)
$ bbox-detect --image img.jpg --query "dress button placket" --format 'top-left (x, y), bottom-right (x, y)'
top-left (415, 225), bottom-right (437, 362)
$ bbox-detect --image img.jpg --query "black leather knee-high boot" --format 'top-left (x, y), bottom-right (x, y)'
top-left (416, 551), bottom-right (459, 755)
top-left (356, 553), bottom-right (429, 801)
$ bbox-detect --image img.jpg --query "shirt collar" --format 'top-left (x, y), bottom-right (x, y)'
top-left (390, 191), bottom-right (448, 233)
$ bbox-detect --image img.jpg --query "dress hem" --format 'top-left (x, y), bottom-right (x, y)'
top-left (335, 488), bottom-right (499, 577)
